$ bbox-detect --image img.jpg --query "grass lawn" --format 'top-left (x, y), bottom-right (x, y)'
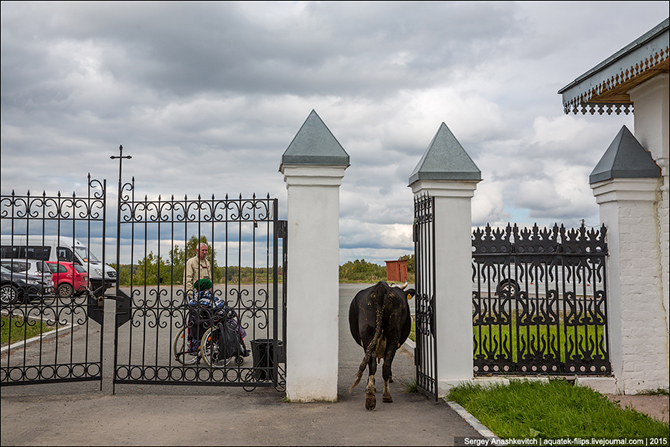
top-left (1, 314), bottom-right (56, 346)
top-left (447, 379), bottom-right (669, 439)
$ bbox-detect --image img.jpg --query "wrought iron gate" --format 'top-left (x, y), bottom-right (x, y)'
top-left (2, 155), bottom-right (287, 391)
top-left (472, 223), bottom-right (610, 376)
top-left (413, 194), bottom-right (438, 401)
top-left (1, 176), bottom-right (107, 385)
top-left (112, 169), bottom-right (287, 390)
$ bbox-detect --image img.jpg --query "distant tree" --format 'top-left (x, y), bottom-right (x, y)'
top-left (116, 235), bottom-right (224, 286)
top-left (339, 259), bottom-right (386, 282)
top-left (108, 263), bottom-right (131, 286)
top-left (168, 245), bottom-right (185, 285)
top-left (133, 252), bottom-right (167, 285)
top-left (131, 246), bottom-right (186, 286)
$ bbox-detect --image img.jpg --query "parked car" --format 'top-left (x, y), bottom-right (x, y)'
top-left (0, 265), bottom-right (46, 304)
top-left (1, 235), bottom-right (116, 293)
top-left (45, 261), bottom-right (89, 297)
top-left (0, 259), bottom-right (55, 295)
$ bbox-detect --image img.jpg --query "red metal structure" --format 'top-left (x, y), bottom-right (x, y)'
top-left (385, 260), bottom-right (408, 283)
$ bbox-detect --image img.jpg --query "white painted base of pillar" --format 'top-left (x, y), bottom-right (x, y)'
top-left (575, 377), bottom-right (621, 395)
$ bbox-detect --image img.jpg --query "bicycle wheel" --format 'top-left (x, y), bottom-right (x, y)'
top-left (173, 326), bottom-right (200, 365)
top-left (201, 326), bottom-right (233, 368)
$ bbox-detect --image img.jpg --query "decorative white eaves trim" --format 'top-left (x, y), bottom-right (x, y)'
top-left (559, 20), bottom-right (669, 116)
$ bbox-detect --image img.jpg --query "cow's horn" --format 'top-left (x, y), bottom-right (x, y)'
top-left (400, 281), bottom-right (408, 290)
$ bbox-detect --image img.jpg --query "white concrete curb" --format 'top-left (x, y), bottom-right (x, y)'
top-left (402, 338), bottom-right (498, 439)
top-left (446, 400), bottom-right (499, 440)
top-left (1, 323), bottom-right (77, 355)
top-left (402, 338), bottom-right (415, 356)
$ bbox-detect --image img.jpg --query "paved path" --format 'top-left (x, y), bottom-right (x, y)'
top-left (1, 284), bottom-right (480, 446)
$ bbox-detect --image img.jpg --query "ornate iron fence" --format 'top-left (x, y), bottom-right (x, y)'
top-left (472, 223), bottom-right (610, 376)
top-left (413, 194), bottom-right (438, 400)
top-left (1, 175), bottom-right (106, 385)
top-left (113, 173), bottom-right (286, 390)
top-left (2, 155), bottom-right (287, 391)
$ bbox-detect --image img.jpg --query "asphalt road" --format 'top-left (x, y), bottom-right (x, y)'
top-left (1, 283), bottom-right (480, 446)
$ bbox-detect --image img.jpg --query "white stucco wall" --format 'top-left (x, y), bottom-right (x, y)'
top-left (592, 178), bottom-right (669, 393)
top-left (281, 165), bottom-right (346, 402)
top-left (629, 74), bottom-right (670, 346)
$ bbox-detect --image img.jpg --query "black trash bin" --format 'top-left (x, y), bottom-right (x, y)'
top-left (251, 339), bottom-right (284, 381)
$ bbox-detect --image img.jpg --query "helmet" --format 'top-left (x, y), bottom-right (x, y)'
top-left (193, 278), bottom-right (213, 291)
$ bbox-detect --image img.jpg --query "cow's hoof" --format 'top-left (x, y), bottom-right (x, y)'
top-left (383, 394), bottom-right (393, 403)
top-left (365, 394), bottom-right (376, 410)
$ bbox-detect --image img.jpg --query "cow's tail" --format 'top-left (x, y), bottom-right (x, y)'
top-left (350, 289), bottom-right (384, 392)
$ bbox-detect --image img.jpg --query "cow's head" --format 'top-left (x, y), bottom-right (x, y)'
top-left (390, 281), bottom-right (415, 300)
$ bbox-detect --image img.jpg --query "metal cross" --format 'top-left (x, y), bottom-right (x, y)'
top-left (110, 145), bottom-right (132, 186)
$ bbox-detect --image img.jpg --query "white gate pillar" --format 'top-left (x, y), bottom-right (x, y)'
top-left (280, 110), bottom-right (349, 402)
top-left (590, 126), bottom-right (667, 394)
top-left (409, 123), bottom-right (481, 395)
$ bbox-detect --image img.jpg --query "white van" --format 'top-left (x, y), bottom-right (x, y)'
top-left (0, 235), bottom-right (116, 293)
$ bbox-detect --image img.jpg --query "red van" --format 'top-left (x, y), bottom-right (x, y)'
top-left (45, 261), bottom-right (89, 297)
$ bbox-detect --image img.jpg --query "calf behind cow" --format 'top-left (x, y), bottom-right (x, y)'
top-left (349, 281), bottom-right (415, 410)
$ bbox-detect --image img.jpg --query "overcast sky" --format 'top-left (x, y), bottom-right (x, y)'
top-left (1, 2), bottom-right (668, 265)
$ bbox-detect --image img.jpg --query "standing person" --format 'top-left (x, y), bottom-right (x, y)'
top-left (184, 243), bottom-right (249, 357)
top-left (185, 242), bottom-right (212, 292)
top-left (184, 242), bottom-right (212, 352)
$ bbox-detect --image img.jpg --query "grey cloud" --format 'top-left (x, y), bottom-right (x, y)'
top-left (2, 2), bottom-right (667, 264)
top-left (2, 2), bottom-right (523, 101)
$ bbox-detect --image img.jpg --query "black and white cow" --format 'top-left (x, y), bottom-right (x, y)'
top-left (349, 281), bottom-right (415, 410)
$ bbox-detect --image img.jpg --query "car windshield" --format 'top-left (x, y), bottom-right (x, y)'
top-left (35, 261), bottom-right (52, 272)
top-left (1, 266), bottom-right (11, 274)
top-left (74, 246), bottom-right (99, 263)
top-left (46, 263), bottom-right (65, 273)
